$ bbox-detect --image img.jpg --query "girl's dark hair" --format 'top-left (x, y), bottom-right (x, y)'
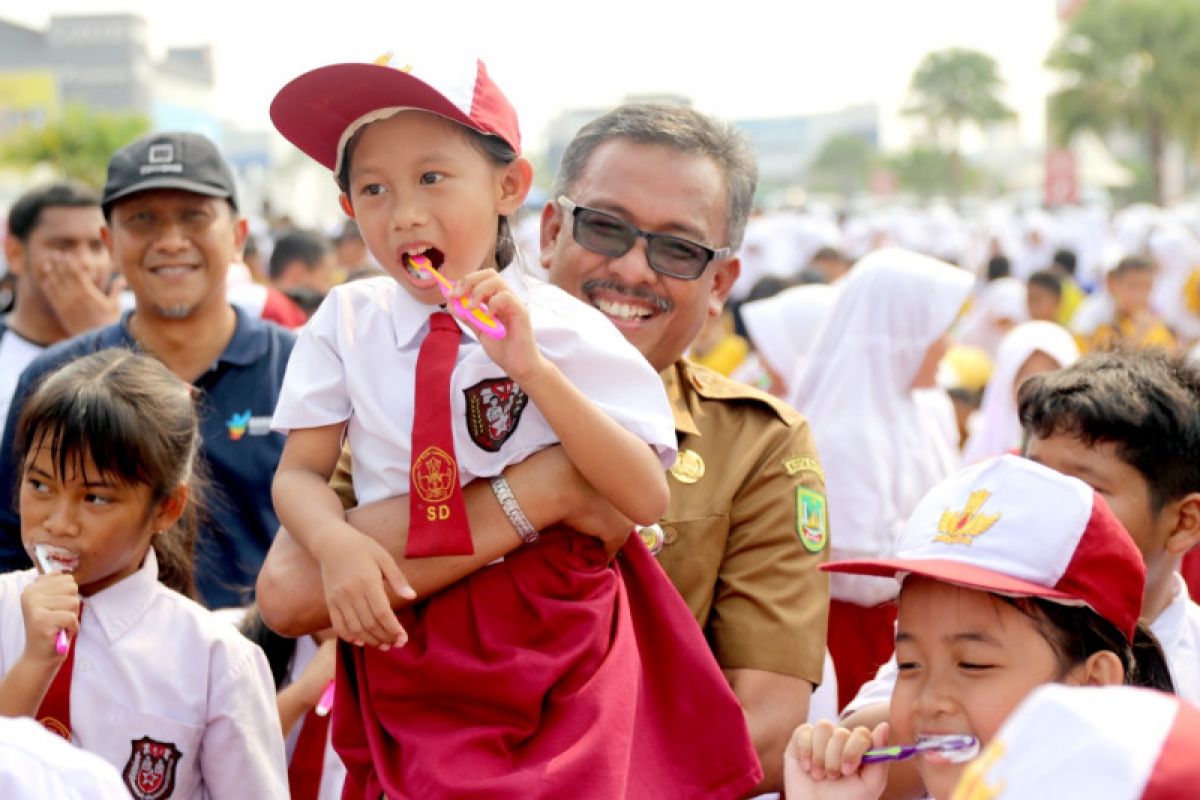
top-left (239, 604), bottom-right (297, 689)
top-left (1001, 595), bottom-right (1175, 693)
top-left (14, 349), bottom-right (204, 598)
top-left (336, 121), bottom-right (518, 269)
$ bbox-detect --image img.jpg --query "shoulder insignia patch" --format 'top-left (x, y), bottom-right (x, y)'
top-left (796, 487), bottom-right (828, 553)
top-left (464, 378), bottom-right (529, 452)
top-left (784, 456), bottom-right (825, 482)
top-left (123, 737), bottom-right (181, 800)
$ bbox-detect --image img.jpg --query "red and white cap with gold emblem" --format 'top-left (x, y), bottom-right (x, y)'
top-left (270, 53), bottom-right (521, 173)
top-left (822, 454), bottom-right (1145, 640)
top-left (952, 684), bottom-right (1200, 799)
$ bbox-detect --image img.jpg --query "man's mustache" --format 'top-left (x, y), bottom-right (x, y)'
top-left (581, 279), bottom-right (672, 313)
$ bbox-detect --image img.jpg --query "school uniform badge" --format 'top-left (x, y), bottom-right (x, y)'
top-left (123, 736), bottom-right (181, 800)
top-left (796, 487), bottom-right (828, 553)
top-left (464, 378), bottom-right (528, 452)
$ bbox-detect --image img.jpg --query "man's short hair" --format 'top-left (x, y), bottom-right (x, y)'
top-left (268, 229), bottom-right (333, 281)
top-left (1028, 269), bottom-right (1063, 298)
top-left (6, 182), bottom-right (101, 242)
top-left (1052, 248), bottom-right (1077, 277)
top-left (1018, 349), bottom-right (1200, 510)
top-left (552, 104), bottom-right (758, 251)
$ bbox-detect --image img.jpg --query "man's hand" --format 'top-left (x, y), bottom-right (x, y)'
top-left (40, 254), bottom-right (122, 335)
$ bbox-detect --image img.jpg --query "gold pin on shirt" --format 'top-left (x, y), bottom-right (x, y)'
top-left (670, 449), bottom-right (705, 484)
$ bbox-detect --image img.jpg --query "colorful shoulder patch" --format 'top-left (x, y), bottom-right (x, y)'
top-left (796, 487), bottom-right (828, 553)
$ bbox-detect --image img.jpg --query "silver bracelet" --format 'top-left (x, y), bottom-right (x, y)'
top-left (490, 476), bottom-right (539, 545)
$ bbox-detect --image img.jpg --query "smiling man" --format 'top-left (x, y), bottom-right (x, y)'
top-left (0, 133), bottom-right (295, 609)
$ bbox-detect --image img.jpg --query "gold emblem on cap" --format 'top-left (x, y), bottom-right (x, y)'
top-left (373, 51), bottom-right (393, 66)
top-left (935, 489), bottom-right (1001, 546)
top-left (670, 449), bottom-right (705, 484)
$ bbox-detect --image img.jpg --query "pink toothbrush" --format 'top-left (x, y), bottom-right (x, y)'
top-left (315, 680), bottom-right (335, 717)
top-left (404, 254), bottom-right (507, 340)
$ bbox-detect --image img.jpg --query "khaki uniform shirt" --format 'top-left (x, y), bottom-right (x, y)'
top-left (655, 359), bottom-right (829, 685)
top-left (329, 359), bottom-right (831, 685)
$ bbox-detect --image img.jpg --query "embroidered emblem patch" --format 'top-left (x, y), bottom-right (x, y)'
top-left (936, 489), bottom-right (1001, 546)
top-left (464, 378), bottom-right (528, 452)
top-left (123, 737), bottom-right (181, 800)
top-left (412, 446), bottom-right (458, 503)
top-left (796, 487), bottom-right (828, 553)
top-left (225, 410), bottom-right (251, 440)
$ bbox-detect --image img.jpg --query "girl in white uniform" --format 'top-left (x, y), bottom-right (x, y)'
top-left (0, 349), bottom-right (287, 799)
top-left (266, 54), bottom-right (760, 798)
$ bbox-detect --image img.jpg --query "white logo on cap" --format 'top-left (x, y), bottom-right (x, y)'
top-left (147, 144), bottom-right (175, 164)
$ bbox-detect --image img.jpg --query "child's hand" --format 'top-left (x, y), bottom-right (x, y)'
top-left (20, 574), bottom-right (80, 664)
top-left (451, 269), bottom-right (543, 383)
top-left (784, 719), bottom-right (889, 800)
top-left (315, 528), bottom-right (410, 650)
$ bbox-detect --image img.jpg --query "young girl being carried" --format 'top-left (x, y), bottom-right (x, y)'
top-left (268, 53), bottom-right (759, 798)
top-left (786, 454), bottom-right (1174, 800)
top-left (0, 349), bottom-right (287, 799)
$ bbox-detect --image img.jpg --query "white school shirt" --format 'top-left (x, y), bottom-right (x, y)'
top-left (841, 571), bottom-right (1200, 717)
top-left (0, 327), bottom-right (45, 441)
top-left (0, 551), bottom-right (288, 800)
top-left (0, 716), bottom-right (128, 799)
top-left (272, 272), bottom-right (676, 505)
top-left (283, 636), bottom-right (346, 800)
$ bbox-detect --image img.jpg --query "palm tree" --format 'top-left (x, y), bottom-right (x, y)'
top-left (1046, 0), bottom-right (1200, 205)
top-left (903, 48), bottom-right (1016, 199)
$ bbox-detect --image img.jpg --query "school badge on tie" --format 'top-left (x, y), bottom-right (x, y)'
top-left (122, 737), bottom-right (181, 800)
top-left (796, 488), bottom-right (828, 553)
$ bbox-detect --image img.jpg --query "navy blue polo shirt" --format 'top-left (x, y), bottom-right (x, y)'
top-left (0, 307), bottom-right (295, 609)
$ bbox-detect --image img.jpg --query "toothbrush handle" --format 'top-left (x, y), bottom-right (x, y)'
top-left (54, 629), bottom-right (69, 655)
top-left (315, 680), bottom-right (335, 717)
top-left (444, 291), bottom-right (507, 340)
top-left (861, 744), bottom-right (919, 764)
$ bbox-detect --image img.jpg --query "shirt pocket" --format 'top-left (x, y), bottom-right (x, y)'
top-left (105, 707), bottom-right (204, 799)
top-left (654, 513), bottom-right (727, 623)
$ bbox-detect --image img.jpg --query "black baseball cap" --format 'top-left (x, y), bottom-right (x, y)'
top-left (102, 132), bottom-right (238, 215)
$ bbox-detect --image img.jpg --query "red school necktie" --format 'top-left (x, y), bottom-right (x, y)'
top-left (287, 708), bottom-right (330, 800)
top-left (406, 312), bottom-right (474, 557)
top-left (36, 604), bottom-right (81, 741)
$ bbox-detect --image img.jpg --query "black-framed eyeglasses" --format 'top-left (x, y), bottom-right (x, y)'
top-left (557, 196), bottom-right (733, 281)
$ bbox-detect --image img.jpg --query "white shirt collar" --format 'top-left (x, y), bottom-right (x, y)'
top-left (387, 279), bottom-right (445, 350)
top-left (84, 549), bottom-right (161, 644)
top-left (1149, 572), bottom-right (1189, 651)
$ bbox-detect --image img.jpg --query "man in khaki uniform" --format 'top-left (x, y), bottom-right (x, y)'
top-left (259, 104), bottom-right (829, 793)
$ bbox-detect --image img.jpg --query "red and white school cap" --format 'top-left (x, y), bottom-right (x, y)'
top-left (952, 685), bottom-right (1200, 800)
top-left (822, 454), bottom-right (1145, 640)
top-left (270, 53), bottom-right (521, 174)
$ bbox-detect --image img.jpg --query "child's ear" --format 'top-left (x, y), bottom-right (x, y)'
top-left (152, 483), bottom-right (190, 534)
top-left (1165, 492), bottom-right (1200, 556)
top-left (1068, 649), bottom-right (1125, 687)
top-left (496, 157), bottom-right (533, 216)
top-left (339, 194), bottom-right (355, 219)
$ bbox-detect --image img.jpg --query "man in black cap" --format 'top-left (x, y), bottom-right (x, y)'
top-left (0, 132), bottom-right (296, 609)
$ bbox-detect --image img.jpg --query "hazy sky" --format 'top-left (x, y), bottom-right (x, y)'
top-left (6, 0), bottom-right (1063, 151)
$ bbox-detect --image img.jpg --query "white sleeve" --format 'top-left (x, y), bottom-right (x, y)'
top-left (199, 636), bottom-right (288, 799)
top-left (271, 287), bottom-right (351, 434)
top-left (527, 284), bottom-right (678, 468)
top-left (0, 717), bottom-right (128, 799)
top-left (840, 653), bottom-right (899, 718)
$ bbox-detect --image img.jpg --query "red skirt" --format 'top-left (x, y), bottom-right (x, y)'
top-left (332, 529), bottom-right (762, 799)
